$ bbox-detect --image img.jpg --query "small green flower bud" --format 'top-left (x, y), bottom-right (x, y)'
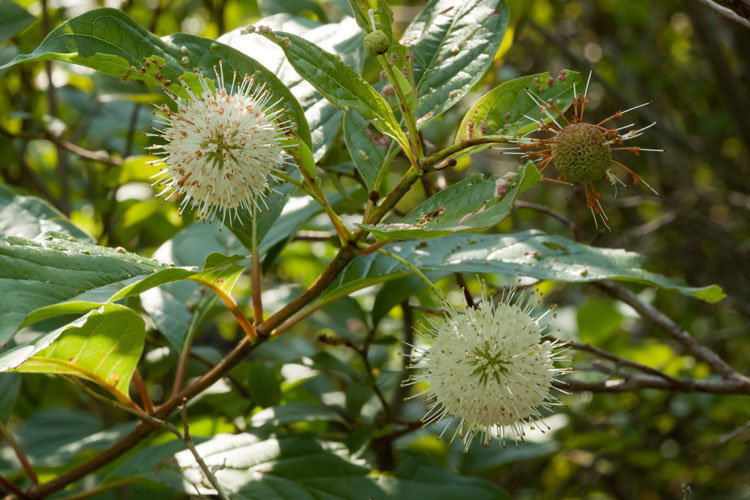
top-left (365, 30), bottom-right (390, 56)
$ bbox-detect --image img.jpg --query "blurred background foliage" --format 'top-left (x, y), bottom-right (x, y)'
top-left (0, 0), bottom-right (748, 499)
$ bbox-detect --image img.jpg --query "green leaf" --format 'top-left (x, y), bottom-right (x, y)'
top-left (402, 0), bottom-right (509, 128)
top-left (360, 161), bottom-right (541, 240)
top-left (12, 409), bottom-right (134, 468)
top-left (372, 272), bottom-right (446, 324)
top-left (0, 304), bottom-right (144, 398)
top-left (257, 30), bottom-right (409, 150)
top-left (0, 232), bottom-right (244, 344)
top-left (342, 110), bottom-right (389, 191)
top-left (220, 15), bottom-right (363, 161)
top-left (457, 70), bottom-right (582, 143)
top-left (322, 230), bottom-right (725, 303)
top-left (245, 362), bottom-right (282, 409)
top-left (250, 402), bottom-right (346, 427)
top-left (0, 8), bottom-right (311, 149)
top-left (345, 376), bottom-right (372, 418)
top-left (258, 0), bottom-right (326, 20)
top-left (0, 0), bottom-right (35, 44)
top-left (377, 451), bottom-right (511, 500)
top-left (0, 373), bottom-right (20, 422)
top-left (109, 432), bottom-right (508, 499)
top-left (0, 184), bottom-right (92, 241)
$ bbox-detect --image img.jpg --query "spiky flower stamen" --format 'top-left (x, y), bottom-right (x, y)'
top-left (147, 62), bottom-right (294, 226)
top-left (516, 71), bottom-right (663, 230)
top-left (403, 285), bottom-right (569, 451)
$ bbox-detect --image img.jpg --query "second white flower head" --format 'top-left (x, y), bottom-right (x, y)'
top-left (149, 63), bottom-right (292, 226)
top-left (406, 286), bottom-right (568, 450)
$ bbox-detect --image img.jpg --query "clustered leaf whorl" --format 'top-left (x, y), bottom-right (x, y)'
top-left (404, 285), bottom-right (569, 451)
top-left (148, 63), bottom-right (294, 226)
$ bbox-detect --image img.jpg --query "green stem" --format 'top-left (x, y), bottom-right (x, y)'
top-left (365, 164), bottom-right (422, 226)
top-left (421, 135), bottom-right (521, 170)
top-left (276, 167), bottom-right (353, 245)
top-left (171, 292), bottom-right (216, 398)
top-left (378, 55), bottom-right (423, 160)
top-left (251, 207), bottom-right (264, 325)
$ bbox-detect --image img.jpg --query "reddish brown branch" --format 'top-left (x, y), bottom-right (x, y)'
top-left (131, 370), bottom-right (154, 414)
top-left (24, 243), bottom-right (358, 499)
top-left (1, 474), bottom-right (27, 499)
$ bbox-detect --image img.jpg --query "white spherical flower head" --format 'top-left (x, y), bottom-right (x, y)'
top-left (405, 287), bottom-right (569, 450)
top-left (148, 63), bottom-right (293, 226)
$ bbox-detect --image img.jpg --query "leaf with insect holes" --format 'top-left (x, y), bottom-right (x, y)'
top-left (457, 70), bottom-right (582, 145)
top-left (402, 0), bottom-right (509, 128)
top-left (359, 162), bottom-right (541, 240)
top-left (321, 231), bottom-right (725, 303)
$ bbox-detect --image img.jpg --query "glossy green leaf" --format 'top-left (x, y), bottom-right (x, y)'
top-left (402, 0), bottom-right (509, 128)
top-left (12, 409), bottom-right (134, 468)
top-left (108, 432), bottom-right (508, 499)
top-left (0, 373), bottom-right (20, 422)
top-left (257, 30), bottom-right (409, 150)
top-left (221, 15), bottom-right (363, 161)
top-left (250, 402), bottom-right (346, 427)
top-left (0, 304), bottom-right (144, 397)
top-left (342, 110), bottom-right (389, 190)
top-left (322, 230), bottom-right (725, 303)
top-left (0, 8), bottom-right (311, 149)
top-left (360, 161), bottom-right (541, 240)
top-left (0, 184), bottom-right (92, 241)
top-left (0, 0), bottom-right (35, 44)
top-left (456, 70), bottom-right (581, 143)
top-left (244, 362), bottom-right (282, 409)
top-left (0, 232), bottom-right (244, 344)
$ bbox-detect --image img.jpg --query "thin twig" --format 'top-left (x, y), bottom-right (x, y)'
top-left (555, 373), bottom-right (750, 394)
top-left (0, 422), bottom-right (38, 485)
top-left (596, 281), bottom-right (750, 385)
top-left (692, 0), bottom-right (750, 29)
top-left (172, 402), bottom-right (229, 500)
top-left (0, 127), bottom-right (123, 166)
top-left (718, 421), bottom-right (750, 445)
top-left (561, 339), bottom-right (680, 383)
top-left (514, 200), bottom-right (574, 230)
